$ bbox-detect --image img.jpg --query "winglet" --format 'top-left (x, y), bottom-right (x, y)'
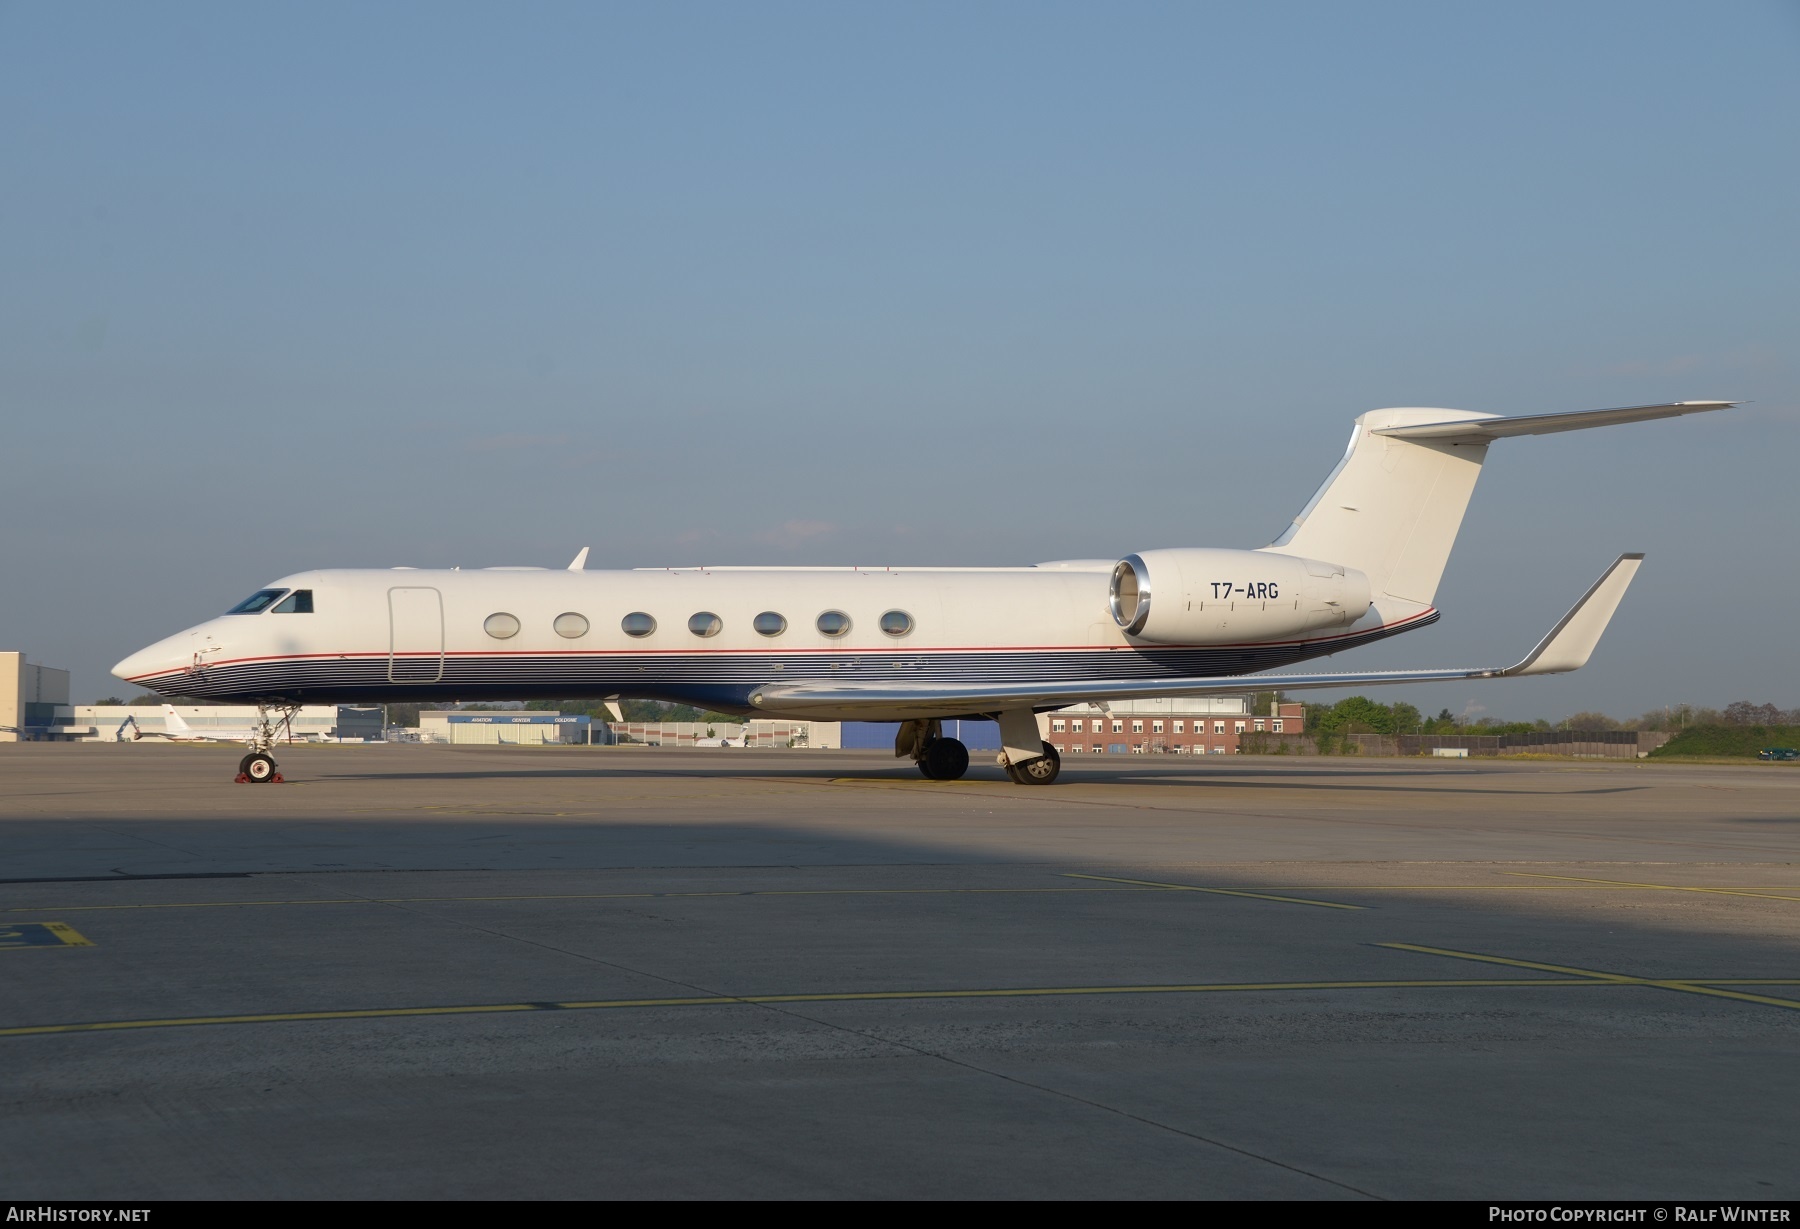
top-left (567, 547), bottom-right (590, 571)
top-left (1498, 553), bottom-right (1643, 677)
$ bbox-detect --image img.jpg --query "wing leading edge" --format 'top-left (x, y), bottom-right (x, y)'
top-left (747, 554), bottom-right (1643, 720)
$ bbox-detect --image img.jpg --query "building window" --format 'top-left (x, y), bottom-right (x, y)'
top-left (1214, 721), bottom-right (1225, 734)
top-left (1235, 721), bottom-right (1246, 733)
top-left (1272, 719), bottom-right (1283, 733)
top-left (1051, 720), bottom-right (1066, 732)
top-left (1152, 721), bottom-right (1163, 734)
top-left (1111, 721), bottom-right (1123, 734)
top-left (1131, 744), bottom-right (1144, 754)
top-left (1071, 719), bottom-right (1083, 733)
top-left (1131, 721), bottom-right (1143, 734)
top-left (1172, 743), bottom-right (1183, 752)
top-left (1173, 720), bottom-right (1184, 734)
top-left (1052, 745), bottom-right (1064, 754)
top-left (484, 612), bottom-right (521, 639)
top-left (1253, 719), bottom-right (1265, 732)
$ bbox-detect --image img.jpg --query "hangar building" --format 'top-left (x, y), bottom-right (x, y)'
top-left (0, 653), bottom-right (76, 741)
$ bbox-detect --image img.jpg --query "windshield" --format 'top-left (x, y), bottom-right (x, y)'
top-left (273, 590), bottom-right (313, 614)
top-left (225, 588), bottom-right (289, 615)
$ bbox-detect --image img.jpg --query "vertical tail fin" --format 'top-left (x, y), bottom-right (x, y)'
top-left (1262, 401), bottom-right (1731, 607)
top-left (1263, 409), bottom-right (1492, 606)
top-left (162, 705), bottom-right (194, 735)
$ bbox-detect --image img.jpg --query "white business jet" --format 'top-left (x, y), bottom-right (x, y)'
top-left (114, 401), bottom-right (1730, 785)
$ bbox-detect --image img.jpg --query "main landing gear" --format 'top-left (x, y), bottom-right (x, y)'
top-left (896, 713), bottom-right (1062, 785)
top-left (235, 703), bottom-right (300, 784)
top-left (996, 708), bottom-right (1061, 786)
top-left (1003, 741), bottom-right (1061, 786)
top-left (898, 719), bottom-right (971, 780)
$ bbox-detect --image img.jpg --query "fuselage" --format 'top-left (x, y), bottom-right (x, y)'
top-left (113, 561), bottom-right (1436, 716)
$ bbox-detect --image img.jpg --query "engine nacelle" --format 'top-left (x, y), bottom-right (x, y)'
top-left (1108, 548), bottom-right (1372, 644)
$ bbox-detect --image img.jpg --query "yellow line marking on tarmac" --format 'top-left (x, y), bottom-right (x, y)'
top-left (0, 977), bottom-right (1627, 1039)
top-left (1502, 872), bottom-right (1800, 903)
top-left (0, 922), bottom-right (93, 949)
top-left (0, 886), bottom-right (1185, 915)
top-left (1064, 873), bottom-right (1366, 910)
top-left (1379, 943), bottom-right (1800, 1012)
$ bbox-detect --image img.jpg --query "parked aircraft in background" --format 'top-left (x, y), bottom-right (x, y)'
top-left (114, 400), bottom-right (1731, 785)
top-left (160, 705), bottom-right (317, 746)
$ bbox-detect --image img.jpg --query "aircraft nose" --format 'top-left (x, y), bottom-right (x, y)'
top-left (112, 634), bottom-right (193, 686)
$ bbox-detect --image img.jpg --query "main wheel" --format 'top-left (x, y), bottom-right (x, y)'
top-left (244, 753), bottom-right (278, 783)
top-left (922, 737), bottom-right (969, 781)
top-left (1010, 741), bottom-right (1062, 786)
top-left (237, 753), bottom-right (254, 776)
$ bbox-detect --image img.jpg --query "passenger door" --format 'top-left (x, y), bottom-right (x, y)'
top-left (388, 588), bottom-right (445, 683)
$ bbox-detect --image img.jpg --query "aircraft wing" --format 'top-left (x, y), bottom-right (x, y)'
top-left (747, 554), bottom-right (1643, 720)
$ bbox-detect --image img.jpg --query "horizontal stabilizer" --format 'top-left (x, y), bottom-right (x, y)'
top-left (1372, 401), bottom-right (1733, 443)
top-left (747, 554), bottom-right (1643, 720)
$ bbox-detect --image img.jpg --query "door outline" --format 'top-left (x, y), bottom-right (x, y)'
top-left (388, 587), bottom-right (445, 683)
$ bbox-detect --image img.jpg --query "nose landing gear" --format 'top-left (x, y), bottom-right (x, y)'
top-left (236, 753), bottom-right (282, 784)
top-left (234, 703), bottom-right (299, 784)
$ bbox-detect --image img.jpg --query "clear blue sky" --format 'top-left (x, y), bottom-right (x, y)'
top-left (3, 1), bottom-right (1795, 718)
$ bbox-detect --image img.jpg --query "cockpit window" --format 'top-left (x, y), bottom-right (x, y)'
top-left (226, 589), bottom-right (288, 615)
top-left (273, 590), bottom-right (314, 614)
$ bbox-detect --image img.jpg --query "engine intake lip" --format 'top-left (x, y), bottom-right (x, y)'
top-left (1110, 555), bottom-right (1151, 635)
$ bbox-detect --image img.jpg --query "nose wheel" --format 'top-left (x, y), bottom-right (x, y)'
top-left (236, 753), bottom-right (282, 784)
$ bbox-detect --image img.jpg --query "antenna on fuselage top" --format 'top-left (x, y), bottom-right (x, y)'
top-left (568, 547), bottom-right (590, 571)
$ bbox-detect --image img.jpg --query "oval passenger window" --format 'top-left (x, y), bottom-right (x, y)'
top-left (753, 611), bottom-right (787, 637)
top-left (688, 611), bottom-right (722, 638)
top-left (816, 610), bottom-right (851, 637)
top-left (879, 610), bottom-right (912, 637)
top-left (553, 612), bottom-right (589, 639)
top-left (484, 612), bottom-right (521, 640)
top-left (621, 612), bottom-right (656, 638)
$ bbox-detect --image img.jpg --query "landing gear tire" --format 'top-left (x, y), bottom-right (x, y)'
top-left (918, 737), bottom-right (969, 781)
top-left (243, 753), bottom-right (278, 784)
top-left (1007, 741), bottom-right (1061, 786)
